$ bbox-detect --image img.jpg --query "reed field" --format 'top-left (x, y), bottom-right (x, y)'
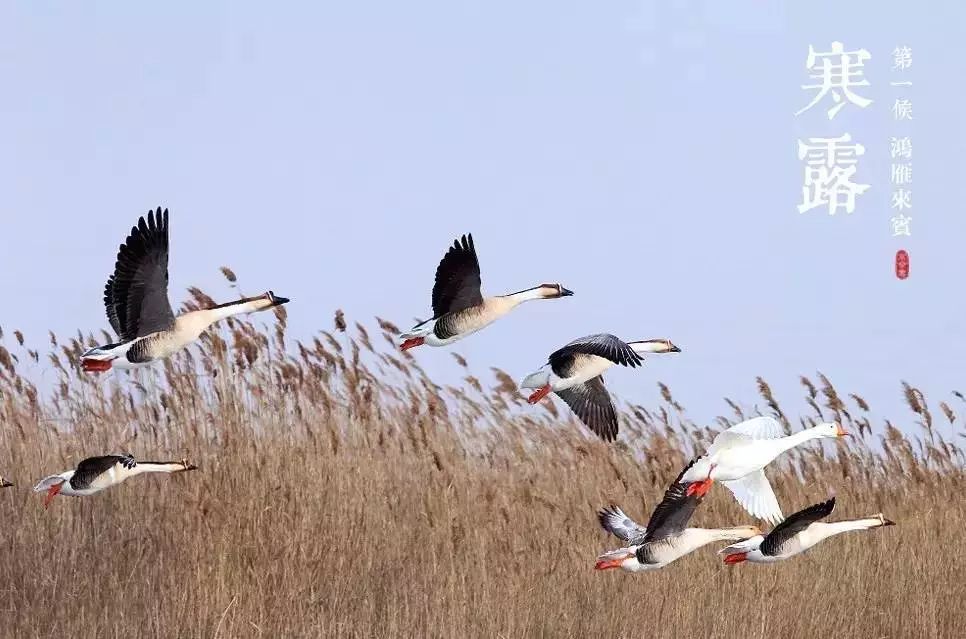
top-left (0, 284), bottom-right (962, 638)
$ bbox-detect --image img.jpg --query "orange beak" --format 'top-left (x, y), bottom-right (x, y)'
top-left (836, 423), bottom-right (849, 437)
top-left (43, 483), bottom-right (63, 509)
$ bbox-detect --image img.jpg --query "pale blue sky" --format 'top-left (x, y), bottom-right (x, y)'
top-left (1, 1), bottom-right (962, 428)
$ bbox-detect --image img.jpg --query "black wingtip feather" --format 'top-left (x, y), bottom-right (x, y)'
top-left (597, 506), bottom-right (615, 532)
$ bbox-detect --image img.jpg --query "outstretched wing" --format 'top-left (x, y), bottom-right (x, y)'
top-left (720, 470), bottom-right (784, 525)
top-left (548, 334), bottom-right (643, 378)
top-left (643, 459), bottom-right (704, 543)
top-left (103, 275), bottom-right (122, 337)
top-left (70, 454), bottom-right (133, 490)
top-left (760, 497), bottom-right (836, 556)
top-left (556, 377), bottom-right (618, 441)
top-left (431, 234), bottom-right (483, 317)
top-left (108, 208), bottom-right (175, 340)
top-left (708, 417), bottom-right (784, 454)
top-left (722, 416), bottom-right (784, 440)
top-left (598, 505), bottom-right (648, 545)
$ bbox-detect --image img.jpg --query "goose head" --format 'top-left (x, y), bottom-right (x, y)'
top-left (0, 476), bottom-right (12, 488)
top-left (814, 421), bottom-right (849, 439)
top-left (255, 290), bottom-right (290, 310)
top-left (536, 283), bottom-right (574, 299)
top-left (722, 525), bottom-right (764, 541)
top-left (876, 513), bottom-right (897, 527)
top-left (628, 339), bottom-right (681, 354)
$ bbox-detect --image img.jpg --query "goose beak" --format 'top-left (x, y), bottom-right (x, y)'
top-left (266, 291), bottom-right (290, 307)
top-left (559, 286), bottom-right (574, 297)
top-left (836, 423), bottom-right (849, 437)
top-left (668, 343), bottom-right (681, 353)
top-left (881, 516), bottom-right (896, 527)
top-left (0, 478), bottom-right (12, 488)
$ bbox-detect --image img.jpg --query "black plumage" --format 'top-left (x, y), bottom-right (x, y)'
top-left (431, 234), bottom-right (483, 318)
top-left (69, 454), bottom-right (135, 490)
top-left (556, 378), bottom-right (619, 441)
top-left (103, 208), bottom-right (175, 341)
top-left (641, 459), bottom-right (704, 544)
top-left (548, 334), bottom-right (643, 378)
top-left (760, 497), bottom-right (836, 556)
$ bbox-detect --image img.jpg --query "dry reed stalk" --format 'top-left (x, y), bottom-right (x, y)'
top-left (0, 295), bottom-right (960, 637)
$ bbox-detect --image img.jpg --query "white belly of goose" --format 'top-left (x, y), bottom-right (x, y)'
top-left (552, 355), bottom-right (614, 390)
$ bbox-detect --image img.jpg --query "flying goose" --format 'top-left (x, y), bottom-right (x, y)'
top-left (679, 417), bottom-right (848, 524)
top-left (719, 497), bottom-right (895, 564)
top-left (594, 459), bottom-right (761, 572)
top-left (80, 208), bottom-right (289, 372)
top-left (33, 454), bottom-right (197, 508)
top-left (398, 234), bottom-right (572, 351)
top-left (520, 334), bottom-right (680, 440)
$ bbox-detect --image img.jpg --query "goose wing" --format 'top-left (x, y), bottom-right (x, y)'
top-left (107, 208), bottom-right (175, 340)
top-left (642, 459), bottom-right (704, 543)
top-left (555, 377), bottom-right (618, 441)
top-left (721, 416), bottom-right (784, 440)
top-left (103, 275), bottom-right (122, 337)
top-left (548, 334), bottom-right (643, 377)
top-left (431, 234), bottom-right (483, 317)
top-left (720, 470), bottom-right (784, 525)
top-left (760, 497), bottom-right (836, 556)
top-left (597, 506), bottom-right (648, 545)
top-left (708, 416), bottom-right (784, 454)
top-left (70, 454), bottom-right (134, 490)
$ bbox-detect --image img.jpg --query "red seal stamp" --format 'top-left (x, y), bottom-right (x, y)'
top-left (895, 250), bottom-right (909, 280)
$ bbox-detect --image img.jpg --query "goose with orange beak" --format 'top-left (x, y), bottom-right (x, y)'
top-left (80, 207), bottom-right (289, 373)
top-left (679, 417), bottom-right (850, 525)
top-left (398, 233), bottom-right (572, 351)
top-left (595, 459), bottom-right (761, 573)
top-left (520, 334), bottom-right (680, 441)
top-left (720, 497), bottom-right (895, 565)
top-left (34, 454), bottom-right (197, 508)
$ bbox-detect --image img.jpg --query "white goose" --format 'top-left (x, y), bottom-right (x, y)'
top-left (520, 334), bottom-right (680, 440)
top-left (594, 459), bottom-right (761, 572)
top-left (719, 497), bottom-right (895, 564)
top-left (81, 208), bottom-right (289, 372)
top-left (679, 416), bottom-right (848, 524)
top-left (398, 234), bottom-right (572, 351)
top-left (34, 454), bottom-right (197, 508)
